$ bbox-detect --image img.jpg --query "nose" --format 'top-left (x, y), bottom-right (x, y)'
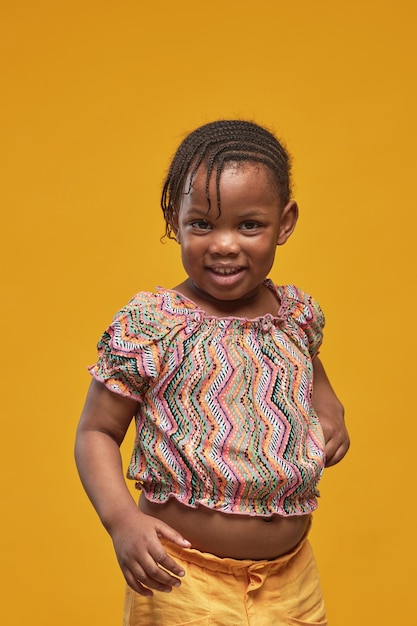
top-left (208, 230), bottom-right (240, 256)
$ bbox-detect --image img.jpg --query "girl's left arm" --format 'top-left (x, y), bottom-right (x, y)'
top-left (312, 356), bottom-right (350, 467)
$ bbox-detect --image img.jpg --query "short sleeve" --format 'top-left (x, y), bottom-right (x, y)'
top-left (282, 285), bottom-right (325, 358)
top-left (88, 292), bottom-right (173, 401)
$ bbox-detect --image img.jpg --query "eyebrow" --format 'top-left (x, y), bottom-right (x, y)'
top-left (183, 208), bottom-right (273, 225)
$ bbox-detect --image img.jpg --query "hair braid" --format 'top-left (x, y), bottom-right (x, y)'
top-left (161, 120), bottom-right (292, 239)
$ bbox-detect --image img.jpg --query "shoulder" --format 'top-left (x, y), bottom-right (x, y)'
top-left (275, 284), bottom-right (325, 328)
top-left (276, 285), bottom-right (325, 357)
top-left (266, 282), bottom-right (325, 356)
top-left (90, 288), bottom-right (201, 397)
top-left (107, 288), bottom-right (201, 344)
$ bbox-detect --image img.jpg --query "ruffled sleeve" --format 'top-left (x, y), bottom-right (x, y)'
top-left (89, 291), bottom-right (184, 401)
top-left (279, 285), bottom-right (325, 358)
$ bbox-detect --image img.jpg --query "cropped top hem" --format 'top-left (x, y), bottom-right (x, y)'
top-left (89, 281), bottom-right (326, 518)
top-left (137, 490), bottom-right (316, 518)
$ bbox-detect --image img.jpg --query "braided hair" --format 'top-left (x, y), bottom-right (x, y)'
top-left (161, 120), bottom-right (292, 239)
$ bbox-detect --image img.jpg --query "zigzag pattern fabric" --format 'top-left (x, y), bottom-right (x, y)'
top-left (90, 281), bottom-right (326, 517)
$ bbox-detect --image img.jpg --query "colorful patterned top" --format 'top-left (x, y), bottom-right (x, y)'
top-left (89, 281), bottom-right (326, 517)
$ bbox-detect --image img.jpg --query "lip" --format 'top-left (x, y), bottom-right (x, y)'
top-left (208, 265), bottom-right (245, 276)
top-left (205, 265), bottom-right (247, 288)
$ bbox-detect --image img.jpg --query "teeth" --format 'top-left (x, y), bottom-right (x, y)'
top-left (213, 267), bottom-right (239, 275)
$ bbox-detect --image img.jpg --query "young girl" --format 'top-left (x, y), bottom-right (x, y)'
top-left (75, 120), bottom-right (349, 625)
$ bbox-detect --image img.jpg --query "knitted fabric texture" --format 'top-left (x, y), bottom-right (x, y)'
top-left (89, 281), bottom-right (326, 517)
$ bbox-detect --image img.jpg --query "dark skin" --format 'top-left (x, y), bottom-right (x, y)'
top-left (75, 358), bottom-right (348, 596)
top-left (311, 357), bottom-right (348, 467)
top-left (75, 162), bottom-right (349, 596)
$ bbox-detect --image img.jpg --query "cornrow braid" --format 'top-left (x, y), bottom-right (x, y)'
top-left (161, 120), bottom-right (292, 239)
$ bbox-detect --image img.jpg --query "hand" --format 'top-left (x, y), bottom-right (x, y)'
top-left (311, 357), bottom-right (350, 467)
top-left (319, 409), bottom-right (350, 467)
top-left (110, 509), bottom-right (192, 596)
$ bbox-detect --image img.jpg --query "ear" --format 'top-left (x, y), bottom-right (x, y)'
top-left (277, 201), bottom-right (298, 245)
top-left (170, 208), bottom-right (180, 243)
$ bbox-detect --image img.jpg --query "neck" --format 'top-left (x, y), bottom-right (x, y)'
top-left (181, 279), bottom-right (265, 316)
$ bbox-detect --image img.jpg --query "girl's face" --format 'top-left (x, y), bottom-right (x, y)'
top-left (174, 162), bottom-right (297, 312)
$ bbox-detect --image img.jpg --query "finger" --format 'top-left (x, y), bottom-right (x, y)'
top-left (129, 550), bottom-right (184, 593)
top-left (323, 436), bottom-right (336, 465)
top-left (156, 523), bottom-right (192, 549)
top-left (325, 442), bottom-right (341, 466)
top-left (125, 562), bottom-right (177, 596)
top-left (325, 439), bottom-right (350, 467)
top-left (150, 546), bottom-right (187, 580)
top-left (124, 568), bottom-right (154, 596)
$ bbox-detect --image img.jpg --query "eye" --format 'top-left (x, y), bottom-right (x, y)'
top-left (240, 221), bottom-right (261, 231)
top-left (190, 220), bottom-right (212, 230)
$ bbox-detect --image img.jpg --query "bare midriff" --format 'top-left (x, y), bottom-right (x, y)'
top-left (139, 494), bottom-right (310, 560)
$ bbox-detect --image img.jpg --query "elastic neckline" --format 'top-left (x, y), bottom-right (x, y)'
top-left (157, 280), bottom-right (289, 323)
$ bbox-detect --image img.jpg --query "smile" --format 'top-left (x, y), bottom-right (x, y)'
top-left (209, 266), bottom-right (243, 276)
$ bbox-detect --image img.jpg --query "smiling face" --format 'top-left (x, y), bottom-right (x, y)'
top-left (174, 161), bottom-right (298, 315)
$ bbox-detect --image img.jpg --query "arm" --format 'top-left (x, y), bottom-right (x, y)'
top-left (74, 379), bottom-right (191, 596)
top-left (312, 357), bottom-right (350, 467)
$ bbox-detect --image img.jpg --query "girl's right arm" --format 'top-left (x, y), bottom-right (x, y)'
top-left (74, 379), bottom-right (191, 596)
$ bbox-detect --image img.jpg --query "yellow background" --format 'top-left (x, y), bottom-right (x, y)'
top-left (1, 1), bottom-right (416, 624)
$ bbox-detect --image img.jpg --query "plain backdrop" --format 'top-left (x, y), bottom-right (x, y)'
top-left (1, 1), bottom-right (416, 624)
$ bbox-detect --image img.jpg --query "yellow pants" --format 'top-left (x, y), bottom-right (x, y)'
top-left (123, 535), bottom-right (327, 626)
